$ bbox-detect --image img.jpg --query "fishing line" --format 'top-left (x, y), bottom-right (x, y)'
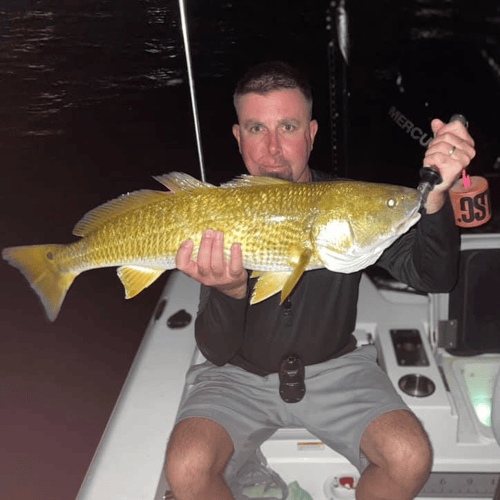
top-left (178, 0), bottom-right (206, 182)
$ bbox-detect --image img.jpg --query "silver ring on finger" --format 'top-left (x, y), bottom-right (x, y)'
top-left (448, 145), bottom-right (457, 156)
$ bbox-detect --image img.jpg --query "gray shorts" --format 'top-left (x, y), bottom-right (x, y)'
top-left (175, 345), bottom-right (410, 476)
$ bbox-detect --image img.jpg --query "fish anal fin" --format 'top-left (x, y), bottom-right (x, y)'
top-left (280, 248), bottom-right (312, 304)
top-left (250, 271), bottom-right (290, 305)
top-left (117, 266), bottom-right (165, 299)
top-left (154, 172), bottom-right (214, 192)
top-left (73, 190), bottom-right (171, 237)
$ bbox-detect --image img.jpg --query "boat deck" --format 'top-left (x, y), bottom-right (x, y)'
top-left (76, 235), bottom-right (500, 500)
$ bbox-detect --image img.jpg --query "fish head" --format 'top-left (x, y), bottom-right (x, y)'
top-left (313, 181), bottom-right (421, 273)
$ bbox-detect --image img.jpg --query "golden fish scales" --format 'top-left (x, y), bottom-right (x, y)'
top-left (180, 182), bottom-right (321, 270)
top-left (2, 172), bottom-right (421, 320)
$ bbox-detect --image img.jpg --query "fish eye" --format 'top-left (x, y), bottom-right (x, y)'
top-left (387, 198), bottom-right (396, 208)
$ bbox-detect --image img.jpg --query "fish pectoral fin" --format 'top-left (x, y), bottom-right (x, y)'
top-left (250, 249), bottom-right (312, 305)
top-left (117, 266), bottom-right (165, 299)
top-left (250, 272), bottom-right (290, 305)
top-left (280, 248), bottom-right (312, 304)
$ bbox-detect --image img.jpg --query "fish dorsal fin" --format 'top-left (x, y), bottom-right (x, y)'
top-left (250, 271), bottom-right (290, 305)
top-left (220, 175), bottom-right (291, 189)
top-left (117, 266), bottom-right (165, 299)
top-left (250, 248), bottom-right (312, 305)
top-left (73, 189), bottom-right (169, 237)
top-left (154, 172), bottom-right (214, 192)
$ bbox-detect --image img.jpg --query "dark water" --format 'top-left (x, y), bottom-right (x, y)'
top-left (0, 3), bottom-right (330, 499)
top-left (1, 1), bottom-right (499, 499)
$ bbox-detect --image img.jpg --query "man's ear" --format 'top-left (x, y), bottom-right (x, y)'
top-left (232, 124), bottom-right (242, 153)
top-left (309, 119), bottom-right (319, 147)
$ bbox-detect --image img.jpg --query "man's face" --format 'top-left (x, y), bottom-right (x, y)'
top-left (232, 89), bottom-right (318, 183)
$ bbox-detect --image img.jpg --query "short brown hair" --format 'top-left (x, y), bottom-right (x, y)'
top-left (233, 61), bottom-right (313, 118)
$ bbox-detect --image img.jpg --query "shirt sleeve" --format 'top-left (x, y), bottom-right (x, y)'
top-left (194, 284), bottom-right (248, 365)
top-left (376, 195), bottom-right (460, 293)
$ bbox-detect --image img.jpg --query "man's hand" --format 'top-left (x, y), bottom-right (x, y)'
top-left (176, 229), bottom-right (248, 299)
top-left (423, 118), bottom-right (476, 214)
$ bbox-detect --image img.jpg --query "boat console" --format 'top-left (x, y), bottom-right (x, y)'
top-left (76, 233), bottom-right (500, 500)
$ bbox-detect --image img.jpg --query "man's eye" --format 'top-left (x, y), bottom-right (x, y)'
top-left (250, 125), bottom-right (263, 133)
top-left (283, 123), bottom-right (296, 131)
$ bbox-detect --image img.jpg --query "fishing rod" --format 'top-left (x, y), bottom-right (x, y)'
top-left (417, 114), bottom-right (468, 211)
top-left (178, 0), bottom-right (206, 182)
top-left (418, 114), bottom-right (492, 227)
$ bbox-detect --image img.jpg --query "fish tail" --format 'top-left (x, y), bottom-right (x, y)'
top-left (2, 244), bottom-right (78, 321)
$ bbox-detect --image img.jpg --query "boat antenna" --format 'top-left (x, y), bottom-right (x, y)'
top-left (178, 0), bottom-right (206, 182)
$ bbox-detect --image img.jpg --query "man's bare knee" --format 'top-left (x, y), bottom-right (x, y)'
top-left (359, 410), bottom-right (432, 499)
top-left (165, 417), bottom-right (234, 489)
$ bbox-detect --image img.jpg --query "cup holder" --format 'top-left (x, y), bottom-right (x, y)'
top-left (398, 374), bottom-right (435, 397)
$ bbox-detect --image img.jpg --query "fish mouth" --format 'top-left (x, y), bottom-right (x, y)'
top-left (394, 203), bottom-right (421, 234)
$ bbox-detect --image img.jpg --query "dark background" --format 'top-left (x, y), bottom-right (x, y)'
top-left (1, 1), bottom-right (499, 499)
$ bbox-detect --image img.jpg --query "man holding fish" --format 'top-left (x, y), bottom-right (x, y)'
top-left (166, 63), bottom-right (475, 500)
top-left (166, 61), bottom-right (476, 500)
top-left (0, 49), bottom-right (475, 497)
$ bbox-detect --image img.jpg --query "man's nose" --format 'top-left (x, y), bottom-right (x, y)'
top-left (267, 130), bottom-right (282, 155)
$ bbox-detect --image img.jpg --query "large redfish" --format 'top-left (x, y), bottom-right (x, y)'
top-left (2, 172), bottom-right (421, 321)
